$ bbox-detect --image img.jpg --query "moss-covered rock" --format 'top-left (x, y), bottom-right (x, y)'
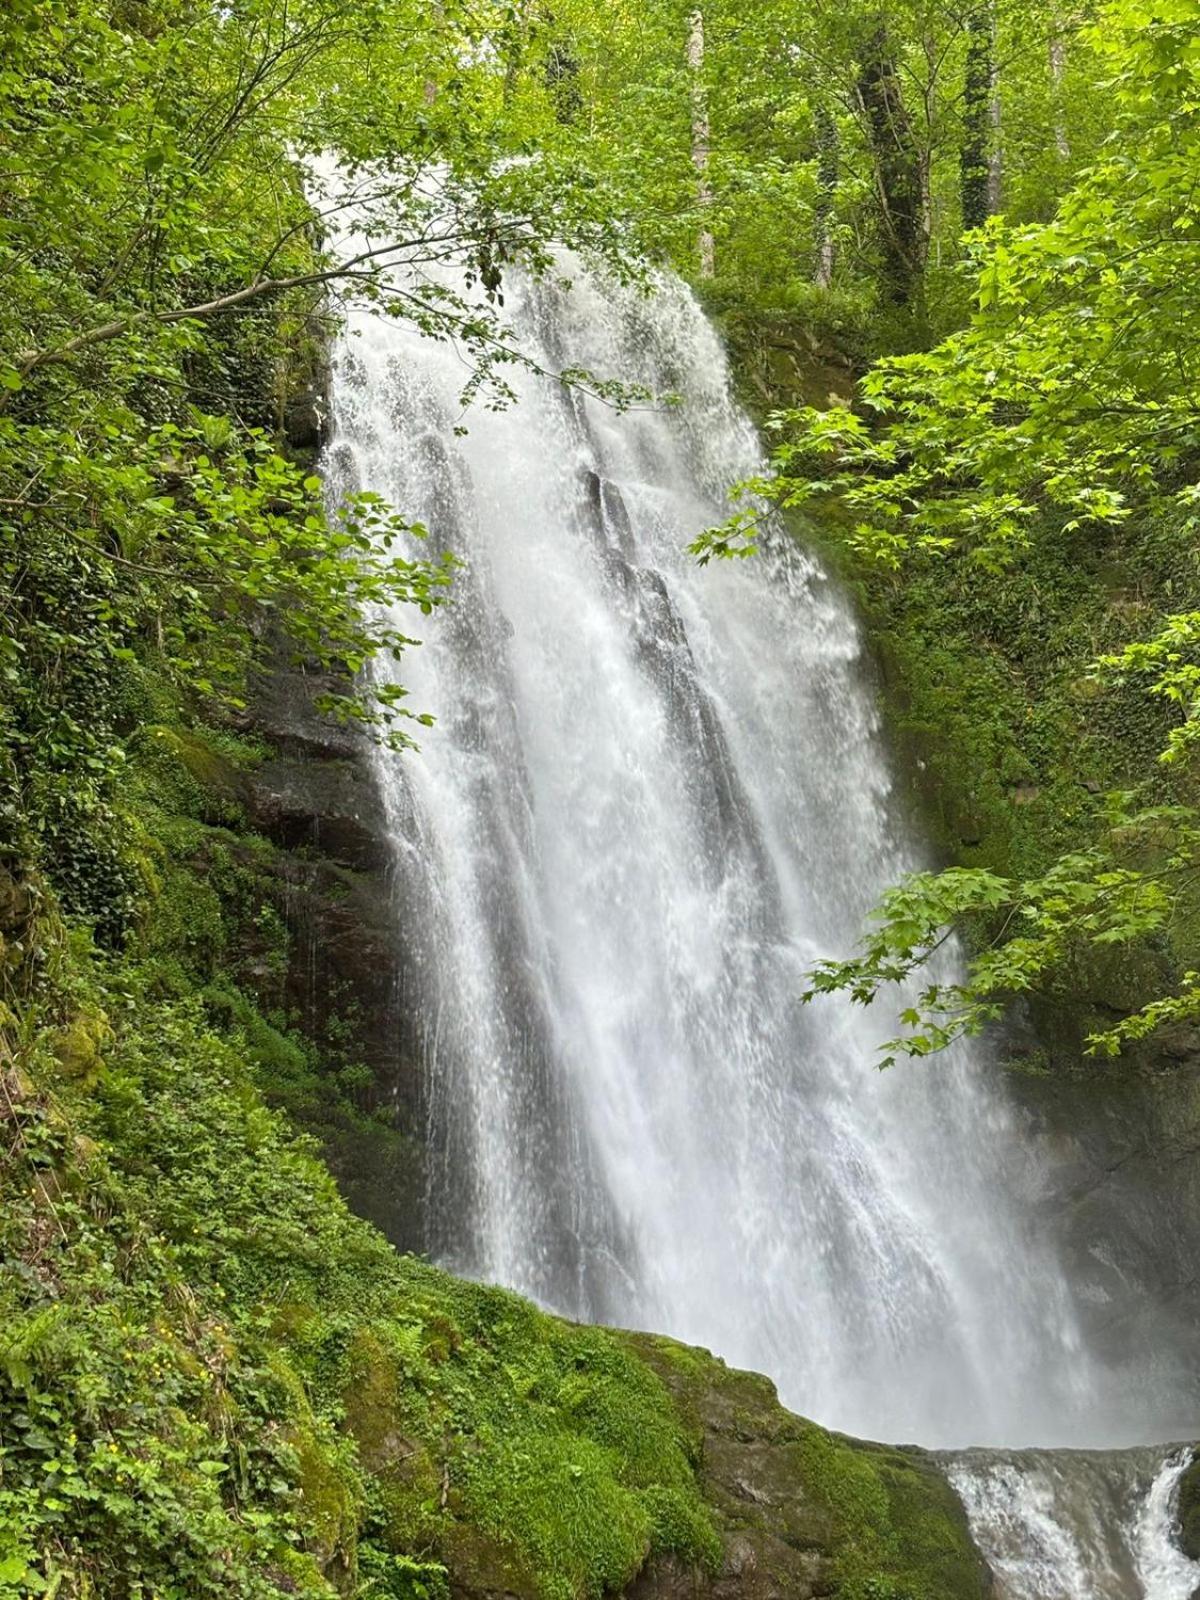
top-left (50, 1003), bottom-right (112, 1086)
top-left (625, 1334), bottom-right (990, 1600)
top-left (1175, 1453), bottom-right (1200, 1561)
top-left (292, 1420), bottom-right (364, 1590)
top-left (120, 688), bottom-right (427, 1253)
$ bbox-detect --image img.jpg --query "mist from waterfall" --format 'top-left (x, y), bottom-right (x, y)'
top-left (320, 190), bottom-right (1200, 1591)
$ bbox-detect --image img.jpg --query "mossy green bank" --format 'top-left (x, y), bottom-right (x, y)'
top-left (0, 718), bottom-right (988, 1599)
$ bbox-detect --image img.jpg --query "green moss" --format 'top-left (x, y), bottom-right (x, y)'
top-left (794, 1429), bottom-right (988, 1600)
top-left (636, 1486), bottom-right (723, 1573)
top-left (796, 1427), bottom-right (892, 1542)
top-left (549, 1327), bottom-right (705, 1484)
top-left (128, 723), bottom-right (252, 831)
top-left (625, 1332), bottom-right (717, 1383)
top-left (1176, 1454), bottom-right (1200, 1560)
top-left (871, 1448), bottom-right (994, 1600)
top-left (50, 1004), bottom-right (112, 1085)
top-left (292, 1420), bottom-right (364, 1588)
top-left (463, 1432), bottom-right (652, 1600)
top-left (626, 1333), bottom-right (985, 1600)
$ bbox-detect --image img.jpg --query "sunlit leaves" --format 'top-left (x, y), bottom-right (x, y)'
top-left (804, 798), bottom-right (1200, 1067)
top-left (0, 0), bottom-right (659, 926)
top-left (1096, 612), bottom-right (1200, 765)
top-left (732, 0), bottom-right (1200, 578)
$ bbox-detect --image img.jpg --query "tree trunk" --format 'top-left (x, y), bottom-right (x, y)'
top-left (987, 24), bottom-right (1003, 214)
top-left (688, 9), bottom-right (715, 279)
top-left (813, 104), bottom-right (838, 288)
top-left (856, 22), bottom-right (925, 303)
top-left (1050, 22), bottom-right (1070, 159)
top-left (545, 37), bottom-right (582, 125)
top-left (961, 6), bottom-right (991, 229)
top-left (424, 0), bottom-right (445, 105)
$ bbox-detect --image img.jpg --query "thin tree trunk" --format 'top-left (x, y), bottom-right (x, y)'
top-left (856, 22), bottom-right (925, 303)
top-left (688, 9), bottom-right (715, 279)
top-left (961, 6), bottom-right (991, 228)
top-left (813, 103), bottom-right (838, 288)
top-left (1050, 22), bottom-right (1070, 159)
top-left (545, 37), bottom-right (582, 124)
top-left (987, 37), bottom-right (1003, 214)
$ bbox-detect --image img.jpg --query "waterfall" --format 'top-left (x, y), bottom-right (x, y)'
top-left (945, 1448), bottom-right (1200, 1599)
top-left (320, 189), bottom-right (1199, 1591)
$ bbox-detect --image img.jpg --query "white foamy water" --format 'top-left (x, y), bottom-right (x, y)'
top-left (317, 171), bottom-right (1199, 1592)
top-left (947, 1448), bottom-right (1200, 1599)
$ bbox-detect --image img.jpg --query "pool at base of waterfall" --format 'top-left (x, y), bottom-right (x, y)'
top-left (945, 1446), bottom-right (1200, 1599)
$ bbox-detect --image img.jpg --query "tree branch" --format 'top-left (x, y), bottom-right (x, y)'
top-left (13, 242), bottom-right (432, 376)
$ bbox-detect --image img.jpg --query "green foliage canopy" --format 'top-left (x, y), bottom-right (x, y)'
top-left (0, 0), bottom-right (650, 937)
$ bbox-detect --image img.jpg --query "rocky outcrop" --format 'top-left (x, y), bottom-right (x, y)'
top-left (717, 308), bottom-right (857, 416)
top-left (1003, 1047), bottom-right (1200, 1401)
top-left (237, 659), bottom-right (426, 1250)
top-left (619, 1335), bottom-right (991, 1600)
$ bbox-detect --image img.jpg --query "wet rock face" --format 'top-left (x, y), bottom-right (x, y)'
top-left (248, 750), bottom-right (392, 874)
top-left (282, 314), bottom-right (332, 458)
top-left (998, 1002), bottom-right (1200, 1398)
top-left (285, 385), bottom-right (327, 454)
top-left (628, 1366), bottom-right (838, 1599)
top-left (241, 658), bottom-right (425, 1251)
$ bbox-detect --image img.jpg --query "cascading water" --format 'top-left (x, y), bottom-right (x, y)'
top-left (944, 1449), bottom-right (1200, 1600)
top-left (320, 188), bottom-right (1200, 1592)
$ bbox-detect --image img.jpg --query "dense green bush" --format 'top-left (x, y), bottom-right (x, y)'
top-left (0, 934), bottom-right (723, 1599)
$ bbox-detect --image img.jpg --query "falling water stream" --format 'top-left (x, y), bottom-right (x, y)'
top-left (320, 192), bottom-right (1200, 1594)
top-left (942, 1449), bottom-right (1200, 1599)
